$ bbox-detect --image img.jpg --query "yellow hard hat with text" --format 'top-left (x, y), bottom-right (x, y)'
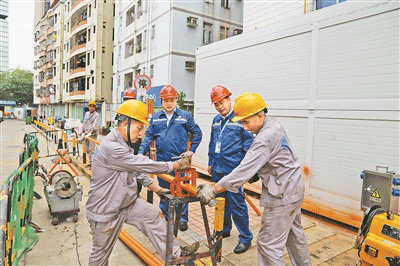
top-left (116, 100), bottom-right (149, 125)
top-left (232, 92), bottom-right (267, 122)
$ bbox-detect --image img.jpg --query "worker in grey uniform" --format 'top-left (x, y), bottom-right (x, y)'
top-left (197, 93), bottom-right (312, 266)
top-left (86, 100), bottom-right (199, 266)
top-left (82, 100), bottom-right (100, 166)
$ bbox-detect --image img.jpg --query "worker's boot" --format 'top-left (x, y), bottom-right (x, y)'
top-left (180, 241), bottom-right (200, 256)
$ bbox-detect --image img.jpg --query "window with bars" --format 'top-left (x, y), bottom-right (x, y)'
top-left (203, 23), bottom-right (213, 45)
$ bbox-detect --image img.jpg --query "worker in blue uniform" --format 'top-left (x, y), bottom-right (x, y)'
top-left (208, 85), bottom-right (254, 254)
top-left (138, 85), bottom-right (202, 231)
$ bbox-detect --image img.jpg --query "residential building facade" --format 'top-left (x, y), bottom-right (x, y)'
top-left (0, 0), bottom-right (8, 72)
top-left (33, 0), bottom-right (114, 126)
top-left (113, 0), bottom-right (243, 112)
top-left (244, 0), bottom-right (347, 32)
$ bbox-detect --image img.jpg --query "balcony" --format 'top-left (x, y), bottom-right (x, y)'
top-left (70, 29), bottom-right (87, 54)
top-left (69, 76), bottom-right (86, 97)
top-left (71, 0), bottom-right (84, 11)
top-left (69, 90), bottom-right (85, 96)
top-left (69, 52), bottom-right (86, 75)
top-left (70, 6), bottom-right (88, 33)
top-left (40, 96), bottom-right (50, 104)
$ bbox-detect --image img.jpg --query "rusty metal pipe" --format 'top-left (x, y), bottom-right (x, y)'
top-left (245, 194), bottom-right (262, 216)
top-left (86, 136), bottom-right (100, 145)
top-left (158, 173), bottom-right (198, 195)
top-left (119, 228), bottom-right (164, 266)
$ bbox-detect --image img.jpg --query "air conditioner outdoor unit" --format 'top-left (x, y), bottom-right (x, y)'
top-left (187, 17), bottom-right (198, 27)
top-left (185, 60), bottom-right (196, 71)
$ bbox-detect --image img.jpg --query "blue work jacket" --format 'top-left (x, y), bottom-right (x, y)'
top-left (139, 108), bottom-right (202, 161)
top-left (208, 111), bottom-right (253, 174)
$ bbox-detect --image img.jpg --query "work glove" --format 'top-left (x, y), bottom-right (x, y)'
top-left (156, 188), bottom-right (171, 197)
top-left (197, 184), bottom-right (217, 206)
top-left (177, 156), bottom-right (191, 170)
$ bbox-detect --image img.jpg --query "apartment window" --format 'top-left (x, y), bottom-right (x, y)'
top-left (113, 3), bottom-right (115, 17)
top-left (112, 28), bottom-right (115, 41)
top-left (88, 29), bottom-right (91, 41)
top-left (66, 62), bottom-right (69, 72)
top-left (94, 0), bottom-right (96, 8)
top-left (119, 45), bottom-right (121, 56)
top-left (221, 0), bottom-right (229, 9)
top-left (150, 65), bottom-right (154, 78)
top-left (151, 25), bottom-right (155, 39)
top-left (93, 25), bottom-right (96, 33)
top-left (219, 26), bottom-right (228, 40)
top-left (87, 53), bottom-right (90, 65)
top-left (54, 67), bottom-right (56, 77)
top-left (87, 77), bottom-right (90, 90)
top-left (143, 30), bottom-right (147, 50)
top-left (137, 0), bottom-right (142, 18)
top-left (92, 76), bottom-right (95, 84)
top-left (112, 52), bottom-right (114, 66)
top-left (67, 22), bottom-right (70, 32)
top-left (67, 1), bottom-right (70, 12)
top-left (136, 34), bottom-right (142, 53)
top-left (125, 40), bottom-right (134, 58)
top-left (233, 28), bottom-right (243, 36)
top-left (316, 0), bottom-right (346, 10)
top-left (89, 4), bottom-right (91, 17)
top-left (55, 14), bottom-right (57, 23)
top-left (93, 50), bottom-right (95, 58)
top-left (203, 23), bottom-right (213, 45)
top-left (126, 5), bottom-right (135, 26)
top-left (187, 17), bottom-right (198, 27)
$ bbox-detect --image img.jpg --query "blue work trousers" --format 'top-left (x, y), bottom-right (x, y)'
top-left (212, 170), bottom-right (253, 244)
top-left (158, 171), bottom-right (189, 223)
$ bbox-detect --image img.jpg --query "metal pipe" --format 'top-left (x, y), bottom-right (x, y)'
top-left (86, 136), bottom-right (100, 145)
top-left (158, 173), bottom-right (197, 195)
top-left (245, 194), bottom-right (262, 216)
top-left (118, 228), bottom-right (164, 266)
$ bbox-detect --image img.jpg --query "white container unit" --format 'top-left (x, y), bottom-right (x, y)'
top-left (193, 1), bottom-right (399, 227)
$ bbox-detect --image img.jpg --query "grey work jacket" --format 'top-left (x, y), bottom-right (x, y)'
top-left (82, 111), bottom-right (100, 135)
top-left (218, 117), bottom-right (304, 208)
top-left (86, 129), bottom-right (174, 222)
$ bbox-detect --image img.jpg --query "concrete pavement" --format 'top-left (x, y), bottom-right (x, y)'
top-left (1, 119), bottom-right (361, 265)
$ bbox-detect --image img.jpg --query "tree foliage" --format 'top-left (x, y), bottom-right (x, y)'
top-left (0, 68), bottom-right (34, 106)
top-left (177, 91), bottom-right (186, 109)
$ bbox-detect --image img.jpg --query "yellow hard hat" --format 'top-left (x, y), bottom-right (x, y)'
top-left (232, 92), bottom-right (267, 122)
top-left (116, 100), bottom-right (149, 125)
top-left (88, 100), bottom-right (96, 106)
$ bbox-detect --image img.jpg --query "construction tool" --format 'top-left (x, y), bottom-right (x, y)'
top-left (30, 128), bottom-right (83, 226)
top-left (355, 166), bottom-right (400, 266)
top-left (157, 169), bottom-right (224, 266)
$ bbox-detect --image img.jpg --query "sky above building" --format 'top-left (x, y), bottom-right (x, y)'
top-left (9, 0), bottom-right (34, 71)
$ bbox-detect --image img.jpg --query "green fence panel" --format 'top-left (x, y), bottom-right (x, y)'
top-left (1, 134), bottom-right (39, 266)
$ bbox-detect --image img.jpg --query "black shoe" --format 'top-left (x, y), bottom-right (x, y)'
top-left (181, 241), bottom-right (200, 256)
top-left (222, 232), bottom-right (231, 238)
top-left (179, 222), bottom-right (188, 231)
top-left (234, 242), bottom-right (251, 254)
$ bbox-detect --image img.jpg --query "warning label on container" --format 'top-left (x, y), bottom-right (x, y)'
top-left (370, 188), bottom-right (381, 202)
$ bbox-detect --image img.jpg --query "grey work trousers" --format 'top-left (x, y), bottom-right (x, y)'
top-left (257, 200), bottom-right (312, 266)
top-left (85, 135), bottom-right (97, 164)
top-left (88, 198), bottom-right (181, 266)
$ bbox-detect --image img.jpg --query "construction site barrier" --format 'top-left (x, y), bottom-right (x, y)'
top-left (0, 134), bottom-right (39, 266)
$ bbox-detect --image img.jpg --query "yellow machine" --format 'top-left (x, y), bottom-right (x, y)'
top-left (356, 167), bottom-right (400, 266)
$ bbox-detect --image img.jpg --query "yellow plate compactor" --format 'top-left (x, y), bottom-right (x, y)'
top-left (355, 167), bottom-right (400, 266)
